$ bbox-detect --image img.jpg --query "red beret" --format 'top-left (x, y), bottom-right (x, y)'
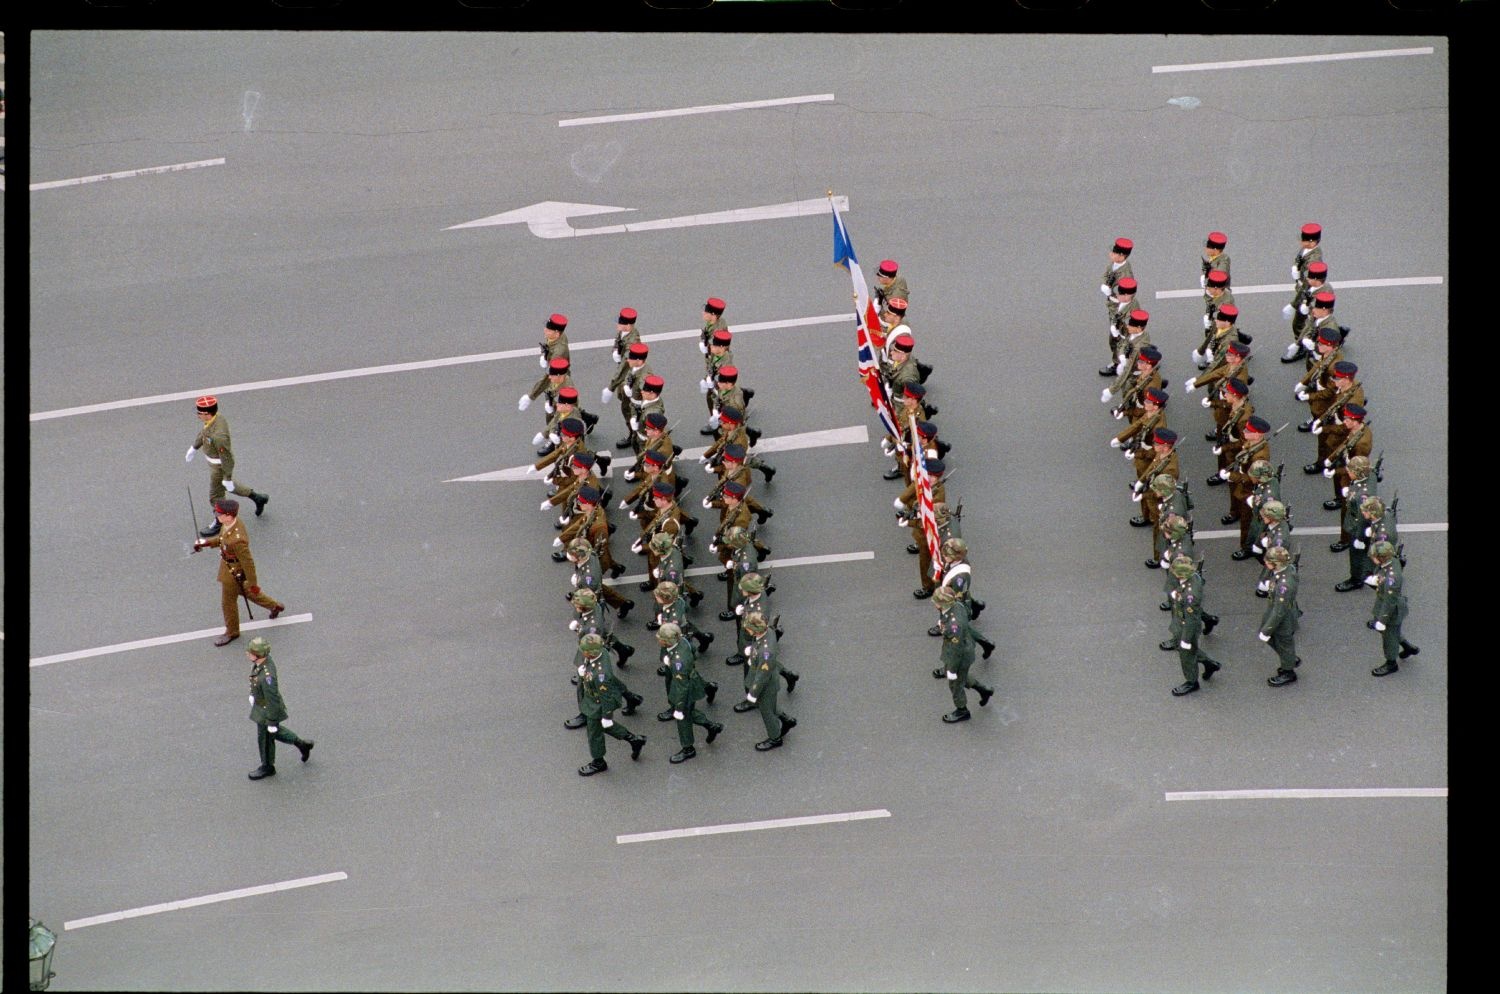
top-left (716, 366), bottom-right (739, 381)
top-left (1224, 378), bottom-right (1247, 397)
top-left (1206, 270), bottom-right (1229, 287)
top-left (1317, 326), bottom-right (1342, 346)
top-left (548, 357), bottom-right (570, 373)
top-left (1217, 304), bottom-right (1238, 320)
top-left (1117, 277), bottom-right (1137, 292)
top-left (1300, 223), bottom-right (1322, 239)
top-left (1307, 262), bottom-right (1328, 277)
top-left (878, 260), bottom-right (899, 276)
top-left (546, 313), bottom-right (568, 330)
top-left (1206, 231), bottom-right (1227, 247)
top-left (628, 342), bottom-right (649, 358)
top-left (1128, 309), bottom-right (1149, 327)
top-left (643, 374), bottom-right (665, 391)
top-left (1313, 291), bottom-right (1336, 308)
top-left (558, 418), bottom-right (585, 437)
top-left (705, 297), bottom-right (726, 312)
top-left (618, 307), bottom-right (638, 323)
top-left (642, 449), bottom-right (665, 465)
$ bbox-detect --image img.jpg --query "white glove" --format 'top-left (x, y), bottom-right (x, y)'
top-left (578, 665), bottom-right (588, 677)
top-left (702, 497), bottom-right (712, 508)
top-left (1109, 438), bottom-right (1120, 449)
top-left (1200, 273), bottom-right (1207, 289)
top-left (708, 414), bottom-right (721, 429)
top-left (880, 439), bottom-right (895, 457)
top-left (539, 355), bottom-right (548, 369)
top-left (224, 481), bottom-right (235, 493)
top-left (1101, 388), bottom-right (1112, 404)
top-left (1323, 467), bottom-right (1335, 478)
top-left (552, 537), bottom-right (562, 548)
top-left (1116, 357), bottom-right (1127, 375)
top-left (549, 432), bottom-right (560, 444)
top-left (628, 510), bottom-right (638, 520)
top-left (1218, 469), bottom-right (1230, 480)
top-left (672, 710), bottom-right (685, 721)
top-left (623, 384), bottom-right (633, 399)
top-left (570, 574), bottom-right (579, 587)
top-left (1301, 337), bottom-right (1315, 352)
top-left (1169, 590), bottom-right (1179, 600)
top-left (1099, 283), bottom-right (1111, 295)
top-left (1180, 641), bottom-right (1192, 650)
top-left (543, 400), bottom-right (554, 414)
top-left (631, 540), bottom-right (643, 553)
top-left (744, 646), bottom-right (754, 657)
top-left (1281, 304), bottom-right (1294, 320)
top-left (600, 717), bottom-right (614, 729)
top-left (746, 694), bottom-right (757, 704)
top-left (1110, 325), bottom-right (1120, 339)
top-left (1161, 556), bottom-right (1171, 568)
top-left (1201, 396), bottom-right (1212, 408)
top-left (1212, 445), bottom-right (1223, 456)
top-left (249, 694), bottom-right (256, 704)
top-left (611, 350), bottom-right (621, 364)
top-left (518, 394), bottom-right (531, 411)
top-left (699, 340), bottom-right (709, 354)
top-left (267, 725), bottom-right (278, 734)
top-left (894, 498), bottom-right (906, 511)
top-left (1291, 265), bottom-right (1300, 280)
top-left (1257, 580), bottom-right (1271, 592)
top-left (652, 567), bottom-right (660, 578)
top-left (601, 388), bottom-right (615, 403)
top-left (619, 499), bottom-right (629, 510)
top-left (1294, 386), bottom-right (1308, 401)
top-left (1258, 631), bottom-right (1271, 642)
top-left (1122, 449), bottom-right (1134, 460)
top-left (1373, 621), bottom-right (1387, 632)
top-left (945, 671), bottom-right (958, 681)
top-left (1184, 378), bottom-right (1197, 393)
top-left (532, 432), bottom-right (546, 446)
top-left (1364, 575), bottom-right (1379, 587)
top-left (735, 604), bottom-right (745, 616)
top-left (1311, 422), bottom-right (1323, 436)
top-left (1282, 342), bottom-right (1302, 361)
top-left (1251, 543), bottom-right (1263, 554)
top-left (540, 499), bottom-right (552, 511)
top-left (569, 620), bottom-right (579, 631)
top-left (703, 464), bottom-right (715, 476)
top-left (185, 446), bottom-right (196, 462)
top-left (709, 542), bottom-right (719, 552)
top-left (699, 378), bottom-right (712, 394)
top-left (1341, 486), bottom-right (1349, 498)
top-left (1203, 313), bottom-right (1211, 329)
top-left (559, 515), bottom-right (571, 527)
top-left (629, 417), bottom-right (639, 431)
top-left (1298, 303), bottom-right (1310, 316)
top-left (1353, 540), bottom-right (1366, 549)
top-left (1131, 490), bottom-right (1143, 503)
top-left (623, 470), bottom-right (637, 482)
top-left (1249, 495), bottom-right (1260, 508)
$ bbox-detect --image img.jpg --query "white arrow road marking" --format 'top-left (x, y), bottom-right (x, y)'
top-left (448, 195), bottom-right (848, 237)
top-left (65, 873), bottom-right (348, 930)
top-left (1155, 275), bottom-right (1443, 299)
top-left (1191, 522), bottom-right (1446, 541)
top-left (30, 157), bottom-right (226, 191)
top-left (446, 425), bottom-right (869, 482)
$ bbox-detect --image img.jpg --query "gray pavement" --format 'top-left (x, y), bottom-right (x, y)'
top-left (28, 33), bottom-right (1446, 992)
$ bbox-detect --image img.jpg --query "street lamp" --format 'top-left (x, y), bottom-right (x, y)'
top-left (29, 919), bottom-right (57, 991)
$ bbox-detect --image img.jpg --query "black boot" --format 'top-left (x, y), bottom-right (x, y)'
top-left (1172, 681), bottom-right (1200, 696)
top-left (942, 708), bottom-right (971, 724)
top-left (1205, 475), bottom-right (1225, 487)
top-left (1399, 640), bottom-right (1420, 659)
top-left (760, 466), bottom-right (776, 483)
top-left (298, 739), bottom-right (315, 762)
top-left (1330, 539), bottom-right (1352, 552)
top-left (251, 492), bottom-right (269, 516)
top-left (705, 682), bottom-right (718, 706)
top-left (617, 599), bottom-right (635, 620)
top-left (1129, 515), bottom-right (1150, 527)
top-left (1334, 577), bottom-right (1364, 593)
top-left (1303, 462), bottom-right (1321, 475)
top-left (621, 693), bottom-right (643, 716)
top-left (629, 735), bottom-right (646, 760)
top-left (1372, 660), bottom-right (1399, 677)
top-left (565, 714), bottom-right (588, 729)
top-left (1159, 639), bottom-right (1176, 651)
top-left (670, 746), bottom-right (697, 764)
top-left (928, 624), bottom-right (942, 637)
top-left (970, 599), bottom-right (985, 619)
top-left (1267, 669), bottom-right (1298, 687)
top-left (1144, 558), bottom-right (1161, 569)
top-left (977, 637), bottom-right (996, 660)
top-left (615, 643), bottom-right (635, 667)
top-left (579, 758), bottom-right (608, 776)
top-left (778, 715), bottom-right (797, 738)
top-left (733, 699), bottom-right (756, 713)
top-left (1202, 614), bottom-right (1219, 635)
top-left (1220, 513), bottom-right (1238, 525)
top-left (199, 517), bottom-right (222, 538)
top-left (783, 671), bottom-right (798, 694)
top-left (1200, 659), bottom-right (1221, 681)
top-left (1322, 498), bottom-right (1342, 511)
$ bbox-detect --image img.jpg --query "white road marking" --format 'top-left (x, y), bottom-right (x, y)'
top-left (605, 550), bottom-right (875, 587)
top-left (1166, 788), bottom-right (1446, 801)
top-left (30, 157), bottom-right (226, 191)
top-left (448, 195), bottom-right (848, 237)
top-left (1152, 47), bottom-right (1434, 74)
top-left (30, 614), bottom-right (313, 668)
top-left (617, 809), bottom-right (890, 845)
top-left (1155, 276), bottom-right (1443, 299)
top-left (446, 425), bottom-right (869, 482)
top-left (64, 872), bottom-right (348, 930)
top-left (29, 313), bottom-right (849, 422)
top-left (560, 93), bottom-right (835, 127)
top-left (1192, 522), bottom-right (1446, 541)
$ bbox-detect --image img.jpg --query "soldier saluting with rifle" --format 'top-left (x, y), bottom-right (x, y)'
top-left (1216, 417), bottom-right (1282, 557)
top-left (1111, 387), bottom-right (1168, 483)
top-left (192, 498), bottom-right (285, 647)
top-left (1204, 377), bottom-right (1253, 487)
top-left (1130, 427), bottom-right (1180, 529)
top-left (1104, 344), bottom-right (1164, 421)
top-left (1320, 404), bottom-right (1373, 511)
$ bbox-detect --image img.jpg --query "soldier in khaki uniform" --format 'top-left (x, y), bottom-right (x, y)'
top-left (705, 365), bottom-right (754, 439)
top-left (1106, 308), bottom-right (1150, 382)
top-left (1190, 302), bottom-right (1244, 372)
top-left (188, 395), bottom-right (269, 537)
top-left (700, 328), bottom-right (735, 417)
top-left (874, 259), bottom-right (909, 312)
top-left (245, 635), bottom-right (314, 780)
top-left (1105, 343), bottom-right (1163, 424)
top-left (623, 412), bottom-right (674, 483)
top-left (880, 295), bottom-right (908, 345)
top-left (713, 482), bottom-right (770, 566)
top-left (1321, 403), bottom-right (1373, 508)
top-left (519, 314), bottom-right (571, 415)
top-left (1111, 387), bottom-right (1168, 480)
top-left (1200, 231), bottom-right (1230, 294)
top-left (1131, 428), bottom-right (1180, 528)
top-left (1099, 237), bottom-right (1134, 324)
top-left (1297, 288), bottom-right (1346, 371)
top-left (1281, 223), bottom-right (1324, 362)
top-left (630, 375), bottom-right (668, 452)
top-left (1206, 378), bottom-right (1253, 484)
top-left (699, 296), bottom-right (729, 354)
top-left (635, 481), bottom-right (688, 580)
top-left (1196, 270), bottom-right (1234, 363)
top-left (193, 499), bottom-right (285, 646)
top-left (608, 342), bottom-right (653, 451)
top-left (895, 458), bottom-right (947, 599)
top-left (1218, 415), bottom-right (1273, 555)
top-left (1308, 362), bottom-right (1365, 492)
top-left (704, 443), bottom-right (772, 524)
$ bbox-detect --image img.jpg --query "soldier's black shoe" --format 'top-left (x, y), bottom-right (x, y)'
top-left (582, 411), bottom-right (599, 431)
top-left (1205, 475), bottom-right (1225, 487)
top-left (783, 672), bottom-right (798, 694)
top-left (1099, 366), bottom-right (1118, 377)
top-left (536, 446), bottom-right (554, 458)
top-left (761, 466), bottom-right (776, 483)
top-left (779, 715), bottom-right (797, 738)
top-left (1399, 640), bottom-right (1420, 659)
top-left (733, 700), bottom-right (756, 713)
top-left (1323, 499), bottom-right (1342, 511)
top-left (1280, 347), bottom-right (1307, 364)
top-left (705, 682), bottom-right (718, 706)
top-left (1330, 540), bottom-right (1352, 552)
top-left (1296, 420), bottom-right (1313, 433)
top-left (615, 643), bottom-right (635, 666)
top-left (932, 667), bottom-right (946, 679)
top-left (687, 589), bottom-right (703, 607)
top-left (621, 693), bottom-right (643, 716)
top-left (670, 747), bottom-right (697, 764)
top-left (1372, 661), bottom-right (1399, 677)
top-left (638, 581), bottom-right (655, 592)
top-left (1293, 656), bottom-right (1301, 667)
top-left (917, 361), bottom-right (933, 383)
top-left (656, 708), bottom-right (674, 722)
top-left (551, 551), bottom-right (568, 563)
top-left (970, 599), bottom-right (985, 619)
top-left (928, 624), bottom-right (942, 637)
top-left (646, 620), bottom-right (661, 632)
top-left (977, 637), bottom-right (996, 660)
top-left (1144, 558), bottom-right (1161, 569)
top-left (1334, 578), bottom-right (1364, 593)
top-left (298, 740), bottom-right (315, 762)
top-left (718, 610), bottom-right (736, 622)
top-left (1172, 681), bottom-right (1200, 697)
top-left (615, 435), bottom-right (634, 449)
top-left (716, 569), bottom-right (731, 581)
top-left (1160, 639), bottom-right (1178, 652)
top-left (269, 604), bottom-right (285, 620)
top-left (617, 599), bottom-right (635, 620)
top-left (1303, 462), bottom-right (1321, 475)
top-left (251, 492), bottom-right (269, 517)
top-left (1220, 513), bottom-right (1238, 525)
top-left (977, 685), bottom-right (994, 707)
top-left (609, 563), bottom-right (626, 578)
top-left (1255, 587), bottom-right (1270, 598)
top-left (705, 722), bottom-right (723, 743)
top-left (746, 427), bottom-right (763, 445)
top-left (1202, 614), bottom-right (1219, 635)
top-left (1160, 601), bottom-right (1171, 611)
top-left (755, 509), bottom-right (772, 525)
top-left (755, 737), bottom-right (784, 751)
top-left (696, 631), bottom-right (714, 651)
top-left (700, 425), bottom-right (718, 436)
top-left (579, 759), bottom-right (608, 776)
top-left (248, 766), bottom-right (276, 780)
top-left (942, 709), bottom-right (971, 724)
top-left (883, 467), bottom-right (904, 480)
top-left (1267, 669), bottom-right (1298, 687)
top-left (553, 520), bottom-right (565, 531)
top-left (1129, 515), bottom-right (1150, 527)
top-left (906, 543), bottom-right (920, 554)
top-left (1231, 547), bottom-right (1253, 561)
top-left (566, 714), bottom-right (588, 729)
top-left (199, 518), bottom-right (222, 538)
top-left (630, 736), bottom-right (646, 760)
top-left (726, 654), bottom-right (743, 667)
top-left (1201, 659), bottom-right (1221, 681)
top-left (913, 587), bottom-right (934, 599)
top-left (767, 584), bottom-right (777, 595)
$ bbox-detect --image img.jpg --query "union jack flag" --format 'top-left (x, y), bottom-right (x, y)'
top-left (909, 416), bottom-right (943, 581)
top-left (834, 200), bottom-right (905, 454)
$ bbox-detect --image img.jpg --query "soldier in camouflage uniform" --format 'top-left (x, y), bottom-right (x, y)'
top-left (1258, 547), bottom-right (1302, 687)
top-left (607, 340), bottom-right (652, 451)
top-left (651, 581), bottom-right (716, 677)
top-left (874, 259), bottom-right (909, 312)
top-left (562, 589), bottom-right (644, 731)
top-left (188, 395), bottom-right (269, 537)
top-left (1163, 556), bottom-right (1222, 697)
top-left (1252, 500), bottom-right (1292, 597)
top-left (1365, 541), bottom-right (1420, 676)
top-left (740, 611), bottom-right (798, 751)
top-left (1156, 515), bottom-right (1218, 638)
top-left (1099, 237), bottom-right (1135, 325)
top-left (1147, 472), bottom-right (1192, 570)
top-left (931, 586), bottom-right (994, 723)
top-left (1331, 454), bottom-right (1376, 554)
top-left (519, 314), bottom-right (571, 414)
top-left (1281, 223), bottom-right (1324, 363)
top-left (565, 537), bottom-right (633, 617)
top-left (1340, 494), bottom-right (1399, 593)
top-left (244, 635), bottom-right (314, 780)
top-left (1102, 277), bottom-right (1140, 377)
top-left (718, 525), bottom-right (763, 623)
top-left (657, 623), bottom-right (724, 763)
top-left (575, 633), bottom-right (647, 776)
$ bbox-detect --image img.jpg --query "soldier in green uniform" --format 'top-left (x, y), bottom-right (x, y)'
top-left (705, 366), bottom-right (755, 440)
top-left (1156, 516), bottom-right (1219, 638)
top-left (575, 633), bottom-right (647, 776)
top-left (1251, 500), bottom-right (1292, 597)
top-left (1298, 289), bottom-right (1346, 371)
top-left (1100, 237), bottom-right (1134, 325)
top-left (1281, 223), bottom-right (1324, 362)
top-left (188, 395), bottom-right (270, 537)
top-left (1163, 556), bottom-right (1222, 696)
top-left (1131, 428), bottom-right (1179, 529)
top-left (1102, 277), bottom-right (1140, 377)
top-left (650, 580), bottom-right (714, 656)
top-left (647, 531), bottom-right (702, 611)
top-left (699, 296), bottom-right (729, 354)
top-left (874, 259), bottom-right (909, 312)
top-left (932, 538), bottom-right (995, 653)
top-left (245, 636), bottom-right (314, 780)
top-left (717, 526), bottom-right (762, 623)
top-left (1332, 454), bottom-right (1376, 555)
top-left (561, 589), bottom-right (644, 731)
top-left (730, 574), bottom-right (794, 686)
top-left (931, 586), bottom-right (994, 723)
top-left (603, 308), bottom-right (644, 448)
top-left (657, 623), bottom-right (724, 763)
top-left (1342, 494), bottom-right (1399, 593)
top-left (1242, 460), bottom-right (1282, 559)
top-left (193, 499), bottom-right (285, 646)
top-left (1365, 541), bottom-right (1420, 676)
top-left (1258, 547), bottom-right (1302, 686)
top-left (1146, 472), bottom-right (1190, 569)
top-left (565, 537), bottom-right (633, 616)
top-left (740, 612), bottom-right (798, 751)
top-left (519, 313), bottom-right (571, 415)
top-left (700, 328), bottom-right (735, 420)
top-left (1199, 231), bottom-right (1230, 300)
top-left (1189, 303), bottom-right (1245, 376)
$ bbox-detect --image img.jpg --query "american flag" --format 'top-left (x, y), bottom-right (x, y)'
top-left (908, 415), bottom-right (943, 581)
top-left (834, 200), bottom-right (906, 453)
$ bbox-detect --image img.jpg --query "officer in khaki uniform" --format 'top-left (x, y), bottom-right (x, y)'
top-left (1196, 270), bottom-right (1234, 360)
top-left (658, 623), bottom-right (723, 764)
top-left (1106, 308), bottom-right (1151, 382)
top-left (1105, 342), bottom-right (1163, 423)
top-left (1205, 378), bottom-right (1253, 483)
top-left (1131, 428), bottom-right (1180, 529)
top-left (1164, 556), bottom-right (1222, 697)
top-left (519, 313), bottom-right (571, 413)
top-left (1321, 403), bottom-right (1373, 510)
top-left (1199, 231), bottom-right (1230, 300)
top-left (624, 412), bottom-right (675, 482)
top-left (1190, 302), bottom-right (1243, 372)
top-left (740, 612), bottom-right (798, 751)
top-left (1111, 387), bottom-right (1168, 479)
top-left (1366, 541), bottom-right (1420, 676)
top-left (575, 633), bottom-right (647, 776)
top-left (609, 344), bottom-right (654, 451)
top-left (700, 328), bottom-right (735, 418)
top-left (1306, 362), bottom-right (1365, 480)
top-left (895, 458), bottom-right (946, 598)
top-left (188, 395), bottom-right (269, 537)
top-left (1258, 547), bottom-right (1302, 686)
top-left (931, 586), bottom-right (994, 723)
top-left (1218, 416), bottom-right (1272, 554)
top-left (245, 635), bottom-right (314, 780)
top-left (193, 499), bottom-right (285, 646)
top-left (699, 296), bottom-right (729, 354)
top-left (1281, 223), bottom-right (1324, 362)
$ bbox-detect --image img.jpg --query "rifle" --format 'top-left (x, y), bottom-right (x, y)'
top-left (188, 485), bottom-right (201, 544)
top-left (1131, 449), bottom-right (1175, 496)
top-left (1228, 423), bottom-right (1287, 472)
top-left (1322, 419), bottom-right (1371, 470)
top-left (1310, 382), bottom-right (1362, 431)
top-left (1373, 451), bottom-right (1385, 483)
top-left (1389, 490), bottom-right (1400, 522)
top-left (1110, 371), bottom-right (1150, 419)
top-left (1296, 344), bottom-right (1341, 388)
top-left (1120, 410), bottom-right (1162, 459)
top-left (1213, 402), bottom-right (1250, 451)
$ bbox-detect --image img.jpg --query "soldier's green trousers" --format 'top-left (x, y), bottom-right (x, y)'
top-left (208, 465), bottom-right (259, 505)
top-left (946, 655), bottom-right (988, 710)
top-left (586, 714), bottom-right (637, 761)
top-left (675, 699), bottom-right (715, 748)
top-left (1176, 638), bottom-right (1210, 684)
top-left (753, 678), bottom-right (787, 739)
top-left (1268, 624), bottom-right (1299, 671)
top-left (257, 722), bottom-right (306, 769)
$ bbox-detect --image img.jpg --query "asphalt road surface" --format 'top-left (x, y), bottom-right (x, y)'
top-left (27, 32), bottom-right (1447, 993)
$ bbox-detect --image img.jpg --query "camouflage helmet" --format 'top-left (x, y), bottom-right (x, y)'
top-left (572, 587), bottom-right (597, 609)
top-left (653, 579), bottom-right (679, 602)
top-left (656, 622), bottom-right (682, 644)
top-left (723, 526), bottom-right (750, 549)
top-left (566, 537), bottom-right (593, 559)
top-left (1360, 495), bottom-right (1385, 518)
top-left (1163, 513), bottom-right (1189, 540)
top-left (247, 635), bottom-right (271, 657)
top-left (742, 611), bottom-right (769, 635)
top-left (648, 531), bottom-right (676, 555)
top-left (1261, 499), bottom-right (1287, 522)
top-left (941, 537), bottom-right (968, 560)
top-left (1347, 454), bottom-right (1371, 477)
top-left (1264, 546), bottom-right (1292, 568)
top-left (1150, 473), bottom-right (1177, 497)
top-left (738, 572), bottom-right (766, 595)
top-left (1248, 459), bottom-right (1274, 482)
top-left (1370, 540), bottom-right (1396, 562)
top-left (579, 632), bottom-right (605, 654)
top-left (931, 585), bottom-right (958, 607)
top-left (1169, 555), bottom-right (1195, 580)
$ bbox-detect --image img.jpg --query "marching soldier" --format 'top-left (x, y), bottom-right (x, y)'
top-left (1106, 344), bottom-right (1163, 424)
top-left (1241, 460), bottom-right (1283, 561)
top-left (931, 586), bottom-right (994, 723)
top-left (700, 328), bottom-right (735, 421)
top-left (575, 633), bottom-right (647, 776)
top-left (874, 259), bottom-right (909, 311)
top-left (657, 623), bottom-right (723, 763)
top-left (1297, 289), bottom-right (1346, 370)
top-left (718, 526), bottom-right (762, 623)
top-left (896, 458), bottom-right (947, 599)
top-left (1102, 277), bottom-right (1141, 376)
top-left (1205, 377), bottom-right (1252, 483)
top-left (1104, 310), bottom-right (1152, 390)
top-left (1164, 556), bottom-right (1222, 697)
top-left (1189, 303), bottom-right (1246, 373)
top-left (1156, 516), bottom-right (1219, 637)
top-left (1281, 223), bottom-right (1324, 362)
top-left (630, 375), bottom-right (668, 451)
top-left (531, 417), bottom-right (587, 487)
top-left (1321, 403), bottom-right (1373, 507)
top-left (650, 580), bottom-right (715, 658)
top-left (544, 450), bottom-right (605, 529)
top-left (1294, 320), bottom-right (1344, 442)
top-left (1130, 428), bottom-right (1179, 528)
top-left (564, 537), bottom-right (634, 616)
top-left (704, 443), bottom-right (772, 524)
top-left (244, 636), bottom-right (314, 780)
top-left (1340, 494), bottom-right (1399, 593)
top-left (730, 573), bottom-right (791, 677)
top-left (647, 531), bottom-right (702, 610)
top-left (1307, 362), bottom-right (1365, 491)
top-left (932, 538), bottom-right (996, 659)
top-left (1196, 270), bottom-right (1235, 364)
top-left (706, 365), bottom-right (756, 439)
top-left (1190, 339), bottom-right (1252, 443)
top-left (623, 411), bottom-right (675, 483)
top-left (882, 332), bottom-right (922, 397)
top-left (1332, 454), bottom-right (1377, 555)
top-left (701, 404), bottom-right (753, 467)
top-left (699, 296), bottom-right (729, 356)
top-left (1292, 262), bottom-right (1333, 361)
top-left (1258, 547), bottom-right (1302, 687)
top-left (192, 499), bottom-right (285, 647)
top-left (889, 418), bottom-right (949, 483)
top-left (568, 587), bottom-right (636, 671)
top-left (606, 340), bottom-right (652, 450)
top-left (740, 611), bottom-right (798, 751)
top-left (635, 481), bottom-right (689, 580)
top-left (1366, 541), bottom-right (1420, 676)
top-left (879, 295), bottom-right (908, 341)
top-left (1251, 499), bottom-right (1292, 597)
top-left (555, 485), bottom-right (623, 577)
top-left (534, 386), bottom-right (587, 461)
top-left (712, 482), bottom-right (770, 565)
top-left (1219, 415), bottom-right (1273, 554)
top-left (519, 314), bottom-right (572, 416)
top-left (1147, 473), bottom-right (1192, 570)
top-left (1200, 231), bottom-right (1230, 292)
top-left (1111, 387), bottom-right (1168, 479)
top-left (187, 395), bottom-right (269, 537)
top-left (1100, 237), bottom-right (1135, 324)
